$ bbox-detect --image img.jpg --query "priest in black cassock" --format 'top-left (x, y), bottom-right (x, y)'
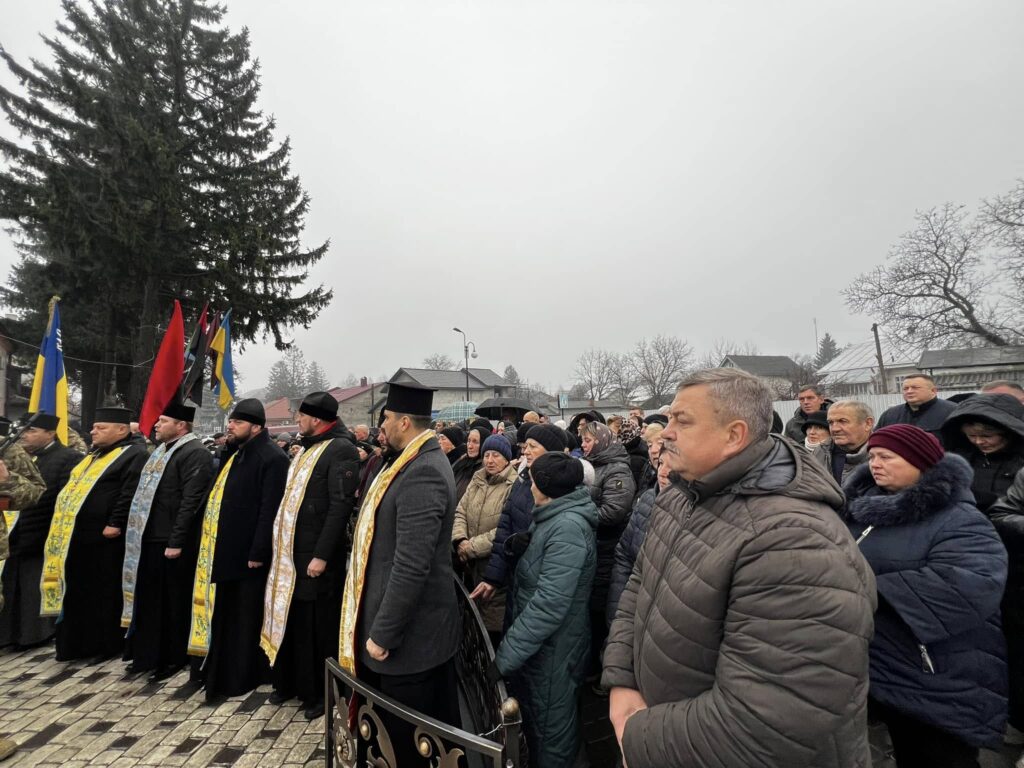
top-left (122, 400), bottom-right (213, 681)
top-left (0, 413), bottom-right (82, 649)
top-left (192, 399), bottom-right (288, 702)
top-left (261, 391), bottom-right (360, 719)
top-left (42, 407), bottom-right (148, 663)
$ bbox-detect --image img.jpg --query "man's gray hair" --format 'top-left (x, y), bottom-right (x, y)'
top-left (828, 399), bottom-right (874, 423)
top-left (676, 368), bottom-right (773, 442)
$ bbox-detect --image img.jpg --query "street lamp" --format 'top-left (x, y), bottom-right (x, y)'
top-left (452, 327), bottom-right (478, 402)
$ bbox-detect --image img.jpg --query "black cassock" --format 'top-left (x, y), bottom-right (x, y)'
top-left (201, 430), bottom-right (287, 701)
top-left (55, 436), bottom-right (148, 662)
top-left (125, 438), bottom-right (212, 673)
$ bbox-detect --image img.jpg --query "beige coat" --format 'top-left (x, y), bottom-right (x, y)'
top-left (453, 462), bottom-right (517, 631)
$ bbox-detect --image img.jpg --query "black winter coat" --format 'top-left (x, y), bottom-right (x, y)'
top-left (212, 430), bottom-right (289, 582)
top-left (586, 442), bottom-right (636, 609)
top-left (989, 467), bottom-right (1024, 630)
top-left (142, 437), bottom-right (214, 549)
top-left (606, 485), bottom-right (658, 623)
top-left (845, 455), bottom-right (1008, 748)
top-left (941, 393), bottom-right (1024, 512)
top-left (10, 441), bottom-right (83, 556)
top-left (451, 452), bottom-right (482, 502)
top-left (876, 396), bottom-right (957, 439)
top-left (623, 438), bottom-right (649, 490)
top-left (292, 423), bottom-right (360, 600)
top-left (482, 468), bottom-right (534, 588)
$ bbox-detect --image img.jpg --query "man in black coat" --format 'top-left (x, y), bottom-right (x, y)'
top-left (200, 398), bottom-right (288, 702)
top-left (876, 373), bottom-right (956, 438)
top-left (340, 383), bottom-right (461, 766)
top-left (48, 407), bottom-right (149, 662)
top-left (122, 401), bottom-right (213, 680)
top-left (0, 414), bottom-right (80, 649)
top-left (263, 391), bottom-right (359, 719)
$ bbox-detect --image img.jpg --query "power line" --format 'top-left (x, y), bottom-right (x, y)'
top-left (0, 331), bottom-right (157, 368)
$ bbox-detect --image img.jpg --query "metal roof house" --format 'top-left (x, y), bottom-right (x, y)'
top-left (816, 340), bottom-right (921, 396)
top-left (379, 367), bottom-right (513, 411)
top-left (918, 346), bottom-right (1024, 389)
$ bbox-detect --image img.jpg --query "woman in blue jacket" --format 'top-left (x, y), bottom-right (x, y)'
top-left (844, 424), bottom-right (1008, 768)
top-left (495, 452), bottom-right (597, 768)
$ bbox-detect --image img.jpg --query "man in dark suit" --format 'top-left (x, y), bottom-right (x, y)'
top-left (340, 382), bottom-right (462, 765)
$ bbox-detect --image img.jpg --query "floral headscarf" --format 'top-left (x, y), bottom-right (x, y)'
top-left (582, 422), bottom-right (613, 457)
top-left (617, 419), bottom-right (641, 446)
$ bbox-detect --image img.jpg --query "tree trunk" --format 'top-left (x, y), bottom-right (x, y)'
top-left (128, 275), bottom-right (162, 413)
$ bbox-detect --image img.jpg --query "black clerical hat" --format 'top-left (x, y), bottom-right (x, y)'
top-left (25, 412), bottom-right (61, 431)
top-left (384, 383), bottom-right (434, 417)
top-left (229, 398), bottom-right (266, 427)
top-left (94, 407), bottom-right (132, 425)
top-left (299, 391), bottom-right (338, 421)
top-left (163, 398), bottom-right (197, 422)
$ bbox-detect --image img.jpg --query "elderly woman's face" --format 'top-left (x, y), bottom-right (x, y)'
top-left (868, 447), bottom-right (922, 492)
top-left (466, 430), bottom-right (481, 458)
top-left (437, 434), bottom-right (454, 454)
top-left (581, 433), bottom-right (596, 456)
top-left (961, 423), bottom-right (1010, 455)
top-left (483, 449), bottom-right (509, 475)
top-left (648, 437), bottom-right (662, 463)
top-left (524, 438), bottom-right (547, 467)
top-left (804, 425), bottom-right (831, 445)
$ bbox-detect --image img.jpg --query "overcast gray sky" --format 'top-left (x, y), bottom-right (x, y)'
top-left (3, 1), bottom-right (1024, 393)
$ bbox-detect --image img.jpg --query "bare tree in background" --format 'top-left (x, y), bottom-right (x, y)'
top-left (694, 338), bottom-right (761, 370)
top-left (422, 353), bottom-right (459, 370)
top-left (607, 353), bottom-right (641, 404)
top-left (630, 335), bottom-right (693, 402)
top-left (983, 179), bottom-right (1024, 297)
top-left (573, 348), bottom-right (615, 401)
top-left (845, 204), bottom-right (1022, 348)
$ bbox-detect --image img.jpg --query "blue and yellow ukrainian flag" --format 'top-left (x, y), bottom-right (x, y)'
top-left (209, 309), bottom-right (235, 409)
top-left (28, 297), bottom-right (69, 445)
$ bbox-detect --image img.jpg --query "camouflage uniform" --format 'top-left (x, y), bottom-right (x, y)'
top-left (0, 443), bottom-right (46, 511)
top-left (67, 430), bottom-right (88, 454)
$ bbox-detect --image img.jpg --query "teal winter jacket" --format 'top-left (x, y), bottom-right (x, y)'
top-left (495, 485), bottom-right (598, 768)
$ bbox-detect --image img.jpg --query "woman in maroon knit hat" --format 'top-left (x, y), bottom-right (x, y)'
top-left (843, 424), bottom-right (1009, 767)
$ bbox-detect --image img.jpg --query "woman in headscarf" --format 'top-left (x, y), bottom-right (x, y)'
top-left (451, 426), bottom-right (489, 502)
top-left (844, 424), bottom-right (1008, 767)
top-left (579, 421), bottom-right (635, 684)
top-left (437, 426), bottom-right (466, 467)
top-left (616, 417), bottom-right (649, 489)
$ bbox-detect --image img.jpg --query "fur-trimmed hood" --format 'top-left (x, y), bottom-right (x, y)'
top-left (845, 453), bottom-right (975, 527)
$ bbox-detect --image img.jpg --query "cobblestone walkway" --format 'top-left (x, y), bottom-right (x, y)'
top-left (0, 643), bottom-right (325, 767)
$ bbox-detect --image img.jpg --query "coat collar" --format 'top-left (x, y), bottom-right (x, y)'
top-left (845, 453), bottom-right (974, 527)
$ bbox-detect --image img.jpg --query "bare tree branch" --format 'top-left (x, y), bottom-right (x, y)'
top-left (630, 335), bottom-right (693, 401)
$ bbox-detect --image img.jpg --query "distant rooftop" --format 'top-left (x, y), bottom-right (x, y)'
top-left (721, 355), bottom-right (798, 378)
top-left (919, 346), bottom-right (1024, 369)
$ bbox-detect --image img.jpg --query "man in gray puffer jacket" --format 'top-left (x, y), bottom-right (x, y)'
top-left (603, 368), bottom-right (877, 768)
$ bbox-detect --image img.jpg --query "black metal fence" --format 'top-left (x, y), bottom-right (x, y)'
top-left (325, 578), bottom-right (524, 767)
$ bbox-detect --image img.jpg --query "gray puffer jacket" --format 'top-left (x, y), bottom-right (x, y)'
top-left (602, 435), bottom-right (877, 768)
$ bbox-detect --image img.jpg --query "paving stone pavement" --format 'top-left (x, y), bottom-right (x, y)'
top-left (0, 642), bottom-right (326, 767)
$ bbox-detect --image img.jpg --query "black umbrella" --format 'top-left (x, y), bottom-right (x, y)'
top-left (474, 397), bottom-right (536, 420)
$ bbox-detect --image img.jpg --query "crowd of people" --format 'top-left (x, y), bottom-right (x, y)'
top-left (1, 369), bottom-right (1024, 767)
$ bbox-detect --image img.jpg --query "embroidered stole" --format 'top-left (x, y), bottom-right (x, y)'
top-left (338, 429), bottom-right (435, 673)
top-left (259, 439), bottom-right (335, 666)
top-left (120, 433), bottom-right (199, 630)
top-left (187, 453), bottom-right (236, 657)
top-left (40, 447), bottom-right (129, 617)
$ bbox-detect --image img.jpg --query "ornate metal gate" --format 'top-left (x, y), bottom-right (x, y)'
top-left (325, 578), bottom-right (525, 767)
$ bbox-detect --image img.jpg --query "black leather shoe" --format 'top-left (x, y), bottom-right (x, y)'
top-left (303, 702), bottom-right (325, 720)
top-left (268, 691), bottom-right (293, 705)
top-left (149, 664), bottom-right (184, 683)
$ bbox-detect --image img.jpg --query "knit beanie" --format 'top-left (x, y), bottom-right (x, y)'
top-left (866, 425), bottom-right (944, 471)
top-left (517, 423), bottom-right (534, 444)
top-left (441, 426), bottom-right (466, 447)
top-left (531, 452), bottom-right (584, 499)
top-left (801, 411), bottom-right (829, 433)
top-left (482, 434), bottom-right (512, 462)
top-left (524, 423), bottom-right (567, 453)
top-left (469, 418), bottom-right (494, 434)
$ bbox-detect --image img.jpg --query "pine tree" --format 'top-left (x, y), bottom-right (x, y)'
top-left (306, 361), bottom-right (330, 391)
top-left (814, 333), bottom-right (841, 369)
top-left (265, 360), bottom-right (296, 402)
top-left (0, 0), bottom-right (330, 424)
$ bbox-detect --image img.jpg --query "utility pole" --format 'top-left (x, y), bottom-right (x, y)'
top-left (872, 323), bottom-right (889, 394)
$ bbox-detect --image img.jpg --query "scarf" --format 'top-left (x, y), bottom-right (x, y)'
top-left (187, 453), bottom-right (236, 657)
top-left (260, 438), bottom-right (335, 665)
top-left (40, 447), bottom-right (128, 617)
top-left (584, 422), bottom-right (614, 456)
top-left (120, 433), bottom-right (199, 630)
top-left (338, 429), bottom-right (435, 673)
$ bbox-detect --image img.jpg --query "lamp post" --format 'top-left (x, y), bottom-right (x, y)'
top-left (452, 327), bottom-right (478, 402)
